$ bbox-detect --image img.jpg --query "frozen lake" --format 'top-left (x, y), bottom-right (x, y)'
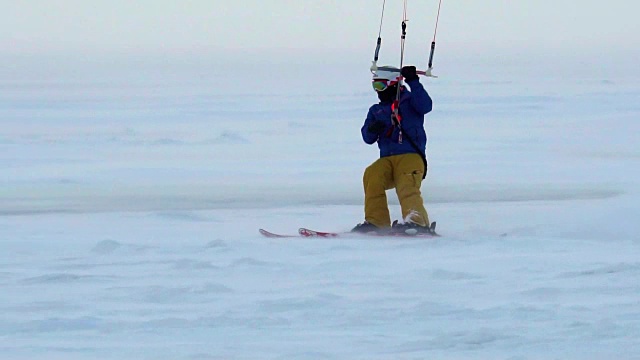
top-left (1, 63), bottom-right (640, 359)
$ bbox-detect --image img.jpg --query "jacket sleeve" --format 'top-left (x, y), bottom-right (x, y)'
top-left (405, 79), bottom-right (433, 115)
top-left (361, 107), bottom-right (379, 145)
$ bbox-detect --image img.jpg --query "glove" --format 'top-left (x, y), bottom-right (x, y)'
top-left (367, 121), bottom-right (386, 135)
top-left (401, 66), bottom-right (419, 82)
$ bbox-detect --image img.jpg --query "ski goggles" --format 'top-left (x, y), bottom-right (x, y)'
top-left (372, 79), bottom-right (397, 92)
top-left (372, 79), bottom-right (389, 92)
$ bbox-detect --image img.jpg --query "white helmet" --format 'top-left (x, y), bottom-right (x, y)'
top-left (372, 65), bottom-right (401, 85)
top-left (371, 66), bottom-right (401, 92)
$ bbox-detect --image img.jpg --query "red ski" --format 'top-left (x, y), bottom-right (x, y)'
top-left (258, 228), bottom-right (339, 238)
top-left (258, 228), bottom-right (299, 238)
top-left (259, 223), bottom-right (439, 238)
top-left (298, 228), bottom-right (340, 237)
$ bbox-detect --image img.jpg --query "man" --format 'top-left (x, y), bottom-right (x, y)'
top-left (352, 65), bottom-right (435, 235)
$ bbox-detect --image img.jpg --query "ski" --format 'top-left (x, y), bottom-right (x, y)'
top-left (299, 221), bottom-right (438, 238)
top-left (259, 222), bottom-right (439, 238)
top-left (299, 227), bottom-right (439, 238)
top-left (258, 228), bottom-right (339, 238)
top-left (258, 228), bottom-right (299, 238)
top-left (298, 228), bottom-right (340, 237)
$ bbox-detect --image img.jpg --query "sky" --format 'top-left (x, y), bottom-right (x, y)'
top-left (2, 1), bottom-right (638, 55)
top-left (0, 0), bottom-right (638, 81)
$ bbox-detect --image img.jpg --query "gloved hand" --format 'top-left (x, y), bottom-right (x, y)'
top-left (401, 66), bottom-right (419, 82)
top-left (367, 121), bottom-right (386, 135)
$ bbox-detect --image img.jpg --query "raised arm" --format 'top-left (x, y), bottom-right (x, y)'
top-left (405, 79), bottom-right (433, 115)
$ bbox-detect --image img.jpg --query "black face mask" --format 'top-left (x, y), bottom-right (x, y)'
top-left (377, 85), bottom-right (398, 103)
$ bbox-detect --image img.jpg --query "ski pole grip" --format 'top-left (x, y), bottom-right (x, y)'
top-left (374, 37), bottom-right (381, 61)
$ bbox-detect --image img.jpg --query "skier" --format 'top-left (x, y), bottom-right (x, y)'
top-left (352, 65), bottom-right (435, 235)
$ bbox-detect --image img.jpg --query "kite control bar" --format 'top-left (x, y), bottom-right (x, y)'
top-left (371, 63), bottom-right (438, 79)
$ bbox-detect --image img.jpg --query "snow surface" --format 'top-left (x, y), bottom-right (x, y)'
top-left (1, 66), bottom-right (640, 359)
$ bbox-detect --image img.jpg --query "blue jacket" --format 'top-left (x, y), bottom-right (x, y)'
top-left (361, 79), bottom-right (433, 158)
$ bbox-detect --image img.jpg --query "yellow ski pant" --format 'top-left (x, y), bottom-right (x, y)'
top-left (363, 153), bottom-right (430, 228)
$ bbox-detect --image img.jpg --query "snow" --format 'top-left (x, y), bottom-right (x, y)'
top-left (1, 64), bottom-right (640, 359)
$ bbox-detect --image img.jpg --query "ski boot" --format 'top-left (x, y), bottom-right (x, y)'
top-left (351, 221), bottom-right (382, 234)
top-left (391, 220), bottom-right (437, 236)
